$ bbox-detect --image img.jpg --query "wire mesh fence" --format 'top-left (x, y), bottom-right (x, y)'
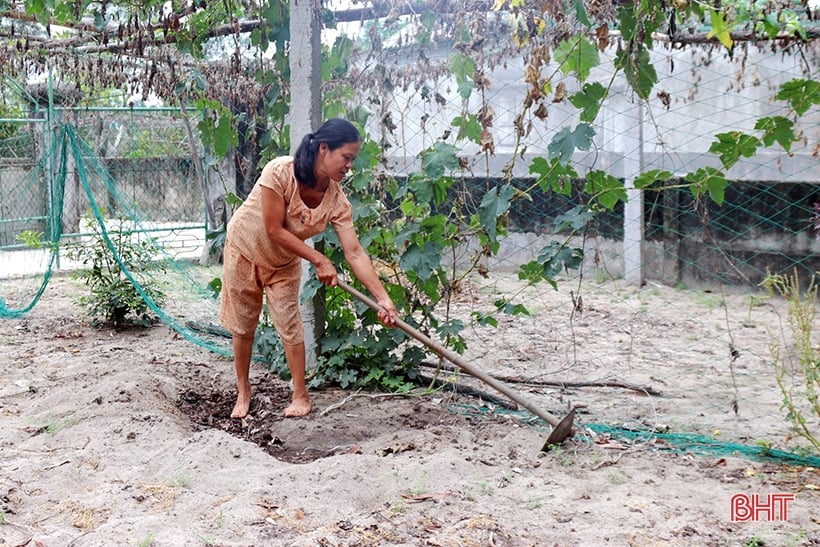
top-left (345, 35), bottom-right (820, 291)
top-left (0, 108), bottom-right (207, 259)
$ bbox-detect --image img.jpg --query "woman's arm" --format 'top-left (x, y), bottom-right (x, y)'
top-left (337, 227), bottom-right (398, 326)
top-left (260, 186), bottom-right (338, 285)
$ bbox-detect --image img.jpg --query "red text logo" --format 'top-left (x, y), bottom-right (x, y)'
top-left (730, 493), bottom-right (795, 522)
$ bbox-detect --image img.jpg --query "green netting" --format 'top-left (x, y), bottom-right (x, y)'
top-left (449, 404), bottom-right (820, 467)
top-left (0, 123), bottom-right (232, 359)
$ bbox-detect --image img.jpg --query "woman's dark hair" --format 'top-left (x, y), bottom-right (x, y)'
top-left (293, 118), bottom-right (361, 188)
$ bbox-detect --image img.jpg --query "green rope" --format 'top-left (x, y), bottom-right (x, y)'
top-left (448, 403), bottom-right (820, 467)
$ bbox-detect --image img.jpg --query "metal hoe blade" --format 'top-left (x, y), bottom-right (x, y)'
top-left (336, 278), bottom-right (576, 449)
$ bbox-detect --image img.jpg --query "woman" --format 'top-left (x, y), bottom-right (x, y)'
top-left (219, 118), bottom-right (398, 419)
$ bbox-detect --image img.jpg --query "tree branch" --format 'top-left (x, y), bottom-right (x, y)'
top-left (420, 361), bottom-right (663, 396)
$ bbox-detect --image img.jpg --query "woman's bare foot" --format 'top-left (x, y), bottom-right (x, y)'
top-left (284, 394), bottom-right (311, 417)
top-left (231, 387), bottom-right (253, 419)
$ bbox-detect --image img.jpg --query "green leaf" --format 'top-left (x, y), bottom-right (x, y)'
top-left (479, 184), bottom-right (514, 243)
top-left (573, 0), bottom-right (591, 27)
top-left (760, 14), bottom-right (780, 40)
top-left (616, 6), bottom-right (637, 42)
top-left (420, 214), bottom-right (448, 243)
top-left (400, 189), bottom-right (427, 218)
top-left (584, 170), bottom-right (626, 210)
top-left (325, 35), bottom-right (354, 81)
top-left (457, 80), bottom-right (475, 100)
top-left (399, 241), bottom-right (442, 281)
top-left (548, 124), bottom-right (595, 163)
top-left (754, 116), bottom-right (798, 153)
top-left (470, 311), bottom-right (499, 327)
top-left (634, 169), bottom-right (673, 189)
top-left (408, 174), bottom-right (453, 208)
top-left (452, 115), bottom-right (483, 144)
top-left (775, 79), bottom-right (820, 117)
top-left (529, 157), bottom-right (578, 195)
top-left (448, 53), bottom-right (475, 84)
top-left (685, 167), bottom-right (728, 205)
top-left (494, 299), bottom-right (531, 316)
top-left (707, 10), bottom-right (734, 50)
top-left (212, 114), bottom-right (237, 157)
top-left (52, 1), bottom-right (76, 23)
top-left (709, 131), bottom-right (761, 169)
top-left (553, 205), bottom-right (595, 231)
top-left (554, 35), bottom-right (600, 82)
top-left (420, 142), bottom-right (460, 179)
top-left (617, 47), bottom-right (657, 100)
top-left (519, 242), bottom-right (584, 288)
top-left (568, 82), bottom-right (606, 122)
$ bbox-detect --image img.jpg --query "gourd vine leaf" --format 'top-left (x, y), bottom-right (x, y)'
top-left (548, 123), bottom-right (595, 163)
top-left (554, 35), bottom-right (599, 82)
top-left (420, 142), bottom-right (460, 180)
top-left (572, 0), bottom-right (592, 27)
top-left (775, 79), bottom-right (820, 117)
top-left (569, 82), bottom-right (607, 122)
top-left (529, 157), bottom-right (578, 195)
top-left (686, 167), bottom-right (728, 206)
top-left (212, 114), bottom-right (237, 157)
top-left (634, 169), bottom-right (674, 189)
top-left (519, 241), bottom-right (584, 289)
top-left (754, 116), bottom-right (798, 153)
top-left (448, 53), bottom-right (475, 99)
top-left (452, 115), bottom-right (483, 144)
top-left (197, 110), bottom-right (237, 158)
top-left (399, 241), bottom-right (442, 282)
top-left (584, 170), bottom-right (626, 210)
top-left (471, 310), bottom-right (499, 327)
top-left (707, 10), bottom-right (734, 50)
top-left (479, 184), bottom-right (515, 244)
top-left (349, 140), bottom-right (381, 191)
top-left (617, 46), bottom-right (657, 100)
top-left (553, 205), bottom-right (596, 232)
top-left (709, 131), bottom-right (761, 169)
top-left (494, 299), bottom-right (531, 316)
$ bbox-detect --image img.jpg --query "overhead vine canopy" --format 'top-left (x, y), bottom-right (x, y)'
top-left (1, 0), bottom-right (816, 111)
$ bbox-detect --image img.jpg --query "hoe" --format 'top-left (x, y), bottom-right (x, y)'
top-left (337, 278), bottom-right (576, 450)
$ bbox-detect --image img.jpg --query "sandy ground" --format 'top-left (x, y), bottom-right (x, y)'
top-left (0, 272), bottom-right (818, 547)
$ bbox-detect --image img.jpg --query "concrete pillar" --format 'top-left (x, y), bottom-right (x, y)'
top-left (622, 98), bottom-right (645, 286)
top-left (290, 0), bottom-right (324, 367)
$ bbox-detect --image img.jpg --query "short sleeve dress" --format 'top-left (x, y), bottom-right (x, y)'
top-left (218, 156), bottom-right (354, 344)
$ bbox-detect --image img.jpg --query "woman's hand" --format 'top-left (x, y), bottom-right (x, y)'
top-left (376, 297), bottom-right (398, 326)
top-left (314, 256), bottom-right (339, 286)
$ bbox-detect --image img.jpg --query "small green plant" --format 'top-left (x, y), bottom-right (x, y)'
top-left (785, 530), bottom-right (806, 547)
top-left (761, 269), bottom-right (819, 451)
top-left (29, 413), bottom-right (77, 435)
top-left (0, 510), bottom-right (6, 524)
top-left (63, 213), bottom-right (167, 327)
top-left (527, 496), bottom-right (544, 509)
top-left (744, 535), bottom-right (766, 547)
top-left (15, 230), bottom-right (48, 249)
top-left (477, 480), bottom-right (494, 496)
top-left (607, 470), bottom-right (627, 485)
top-left (388, 499), bottom-right (406, 514)
top-left (547, 445), bottom-right (575, 467)
top-left (168, 472), bottom-right (192, 488)
top-left (693, 289), bottom-right (724, 310)
top-left (137, 532), bottom-right (155, 547)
